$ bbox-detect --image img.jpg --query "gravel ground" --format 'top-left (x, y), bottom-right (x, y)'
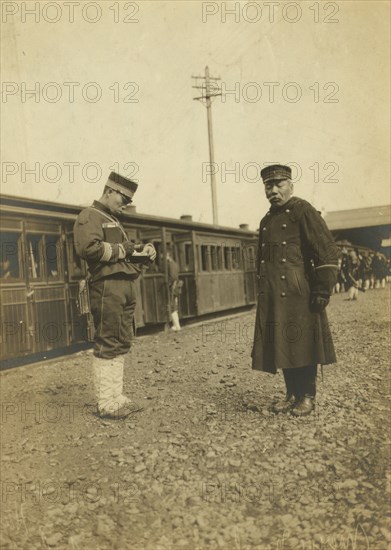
top-left (1, 287), bottom-right (390, 550)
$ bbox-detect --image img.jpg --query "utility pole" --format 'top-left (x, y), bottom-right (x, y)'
top-left (192, 66), bottom-right (222, 225)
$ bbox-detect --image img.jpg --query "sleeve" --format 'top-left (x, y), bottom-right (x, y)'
top-left (300, 206), bottom-right (339, 296)
top-left (73, 210), bottom-right (134, 265)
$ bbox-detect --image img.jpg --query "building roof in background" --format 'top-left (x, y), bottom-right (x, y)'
top-left (324, 205), bottom-right (391, 230)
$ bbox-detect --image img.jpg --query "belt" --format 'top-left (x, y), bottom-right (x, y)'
top-left (103, 272), bottom-right (134, 281)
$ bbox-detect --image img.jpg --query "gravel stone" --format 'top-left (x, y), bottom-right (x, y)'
top-left (1, 289), bottom-right (389, 549)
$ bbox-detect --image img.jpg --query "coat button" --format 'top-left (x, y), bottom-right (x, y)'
top-left (282, 224), bottom-right (287, 228)
top-left (261, 260), bottom-right (265, 264)
top-left (281, 258), bottom-right (286, 263)
top-left (262, 227), bottom-right (267, 231)
top-left (281, 292), bottom-right (286, 297)
top-left (280, 275), bottom-right (286, 280)
top-left (282, 241), bottom-right (286, 245)
top-left (285, 209), bottom-right (290, 213)
top-left (261, 243), bottom-right (265, 247)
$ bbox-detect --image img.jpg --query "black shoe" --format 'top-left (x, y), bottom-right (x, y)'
top-left (272, 394), bottom-right (297, 414)
top-left (291, 395), bottom-right (315, 417)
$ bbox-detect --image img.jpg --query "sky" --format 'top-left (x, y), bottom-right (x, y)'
top-left (1, 0), bottom-right (390, 230)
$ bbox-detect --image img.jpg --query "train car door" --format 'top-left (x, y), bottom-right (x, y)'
top-left (24, 220), bottom-right (70, 353)
top-left (171, 231), bottom-right (197, 318)
top-left (0, 218), bottom-right (32, 360)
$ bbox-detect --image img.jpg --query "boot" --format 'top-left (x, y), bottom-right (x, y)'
top-left (272, 369), bottom-right (298, 413)
top-left (272, 394), bottom-right (296, 413)
top-left (171, 311), bottom-right (181, 331)
top-left (291, 395), bottom-right (315, 417)
top-left (92, 355), bottom-right (129, 419)
top-left (292, 365), bottom-right (317, 417)
top-left (112, 355), bottom-right (144, 414)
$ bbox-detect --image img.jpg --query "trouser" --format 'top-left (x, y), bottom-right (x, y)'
top-left (347, 286), bottom-right (358, 300)
top-left (283, 365), bottom-right (317, 399)
top-left (89, 276), bottom-right (136, 359)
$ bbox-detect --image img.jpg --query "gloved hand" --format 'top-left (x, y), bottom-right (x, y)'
top-left (310, 293), bottom-right (330, 312)
top-left (122, 241), bottom-right (135, 259)
top-left (143, 243), bottom-right (157, 261)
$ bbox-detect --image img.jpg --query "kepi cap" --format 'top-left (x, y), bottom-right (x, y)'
top-left (261, 164), bottom-right (292, 184)
top-left (106, 171), bottom-right (138, 199)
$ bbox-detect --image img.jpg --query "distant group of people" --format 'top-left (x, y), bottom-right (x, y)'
top-left (335, 248), bottom-right (390, 300)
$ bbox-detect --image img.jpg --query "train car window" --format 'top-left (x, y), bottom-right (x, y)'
top-left (210, 246), bottom-right (218, 271)
top-left (201, 245), bottom-right (210, 271)
top-left (232, 247), bottom-right (241, 270)
top-left (210, 246), bottom-right (223, 271)
top-left (184, 244), bottom-right (193, 269)
top-left (26, 234), bottom-right (43, 280)
top-left (0, 231), bottom-right (22, 281)
top-left (224, 247), bottom-right (232, 270)
top-left (217, 246), bottom-right (223, 270)
top-left (177, 242), bottom-right (194, 272)
top-left (230, 247), bottom-right (235, 269)
top-left (44, 235), bottom-right (62, 280)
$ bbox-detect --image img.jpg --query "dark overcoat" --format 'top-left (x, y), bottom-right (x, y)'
top-left (251, 197), bottom-right (338, 373)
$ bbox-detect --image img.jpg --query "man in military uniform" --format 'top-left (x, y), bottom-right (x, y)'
top-left (73, 172), bottom-right (156, 419)
top-left (252, 165), bottom-right (338, 416)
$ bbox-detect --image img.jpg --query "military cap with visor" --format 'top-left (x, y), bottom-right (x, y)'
top-left (261, 164), bottom-right (292, 184)
top-left (106, 171), bottom-right (138, 201)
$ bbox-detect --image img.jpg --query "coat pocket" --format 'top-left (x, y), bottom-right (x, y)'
top-left (294, 271), bottom-right (302, 295)
top-left (293, 270), bottom-right (311, 297)
top-left (285, 271), bottom-right (302, 296)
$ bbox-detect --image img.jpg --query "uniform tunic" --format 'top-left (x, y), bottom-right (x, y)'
top-left (73, 201), bottom-right (143, 359)
top-left (251, 197), bottom-right (338, 374)
top-left (73, 201), bottom-right (140, 282)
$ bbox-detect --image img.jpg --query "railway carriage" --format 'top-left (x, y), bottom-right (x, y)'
top-left (0, 195), bottom-right (258, 363)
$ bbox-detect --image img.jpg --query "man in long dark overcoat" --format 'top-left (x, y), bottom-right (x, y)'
top-left (251, 165), bottom-right (339, 416)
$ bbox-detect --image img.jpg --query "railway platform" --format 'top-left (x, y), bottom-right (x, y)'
top-left (1, 288), bottom-right (390, 549)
